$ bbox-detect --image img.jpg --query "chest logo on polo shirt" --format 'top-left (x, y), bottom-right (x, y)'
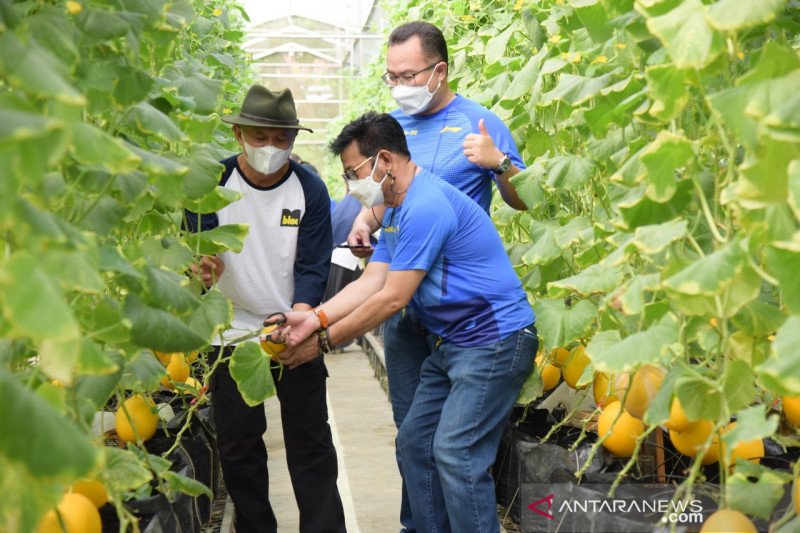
top-left (404, 129), bottom-right (419, 136)
top-left (441, 126), bottom-right (463, 133)
top-left (280, 209), bottom-right (301, 227)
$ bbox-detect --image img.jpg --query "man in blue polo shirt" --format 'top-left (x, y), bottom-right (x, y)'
top-left (269, 112), bottom-right (538, 533)
top-left (346, 21), bottom-right (529, 532)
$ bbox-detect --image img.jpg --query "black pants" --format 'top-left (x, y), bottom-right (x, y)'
top-left (210, 346), bottom-right (346, 533)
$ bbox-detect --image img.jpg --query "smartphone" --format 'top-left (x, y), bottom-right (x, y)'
top-left (336, 244), bottom-right (372, 249)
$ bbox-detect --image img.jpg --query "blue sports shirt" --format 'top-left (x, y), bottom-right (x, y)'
top-left (371, 169), bottom-right (534, 346)
top-left (390, 94), bottom-right (525, 213)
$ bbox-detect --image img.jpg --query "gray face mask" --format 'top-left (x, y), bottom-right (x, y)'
top-left (347, 157), bottom-right (388, 208)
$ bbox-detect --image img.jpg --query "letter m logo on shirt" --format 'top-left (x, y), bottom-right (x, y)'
top-left (280, 209), bottom-right (301, 227)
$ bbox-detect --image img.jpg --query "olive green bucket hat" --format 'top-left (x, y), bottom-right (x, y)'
top-left (221, 84), bottom-right (313, 132)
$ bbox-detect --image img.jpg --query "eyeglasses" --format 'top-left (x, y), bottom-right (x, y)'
top-left (381, 62), bottom-right (440, 87)
top-left (342, 156), bottom-right (373, 181)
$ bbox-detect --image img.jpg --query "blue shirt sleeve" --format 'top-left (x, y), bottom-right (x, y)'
top-left (292, 162), bottom-right (332, 307)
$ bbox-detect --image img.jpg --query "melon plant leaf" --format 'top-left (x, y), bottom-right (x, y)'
top-left (786, 161), bottom-right (800, 222)
top-left (736, 140), bottom-right (800, 206)
top-left (186, 224), bottom-right (248, 255)
top-left (184, 186), bottom-right (242, 214)
top-left (485, 24), bottom-right (515, 65)
top-left (230, 342), bottom-right (276, 407)
top-left (590, 313), bottom-right (679, 373)
top-left (573, 0), bottom-right (613, 42)
top-left (541, 71), bottom-right (616, 107)
top-left (70, 121), bottom-right (141, 174)
top-left (161, 470), bottom-right (212, 498)
top-left (0, 366), bottom-right (98, 480)
top-left (643, 365), bottom-right (684, 426)
top-left (676, 375), bottom-right (723, 421)
top-left (142, 266), bottom-right (200, 315)
top-left (510, 164), bottom-right (547, 209)
top-left (516, 367), bottom-right (544, 405)
top-left (131, 102), bottom-right (187, 143)
top-left (640, 131), bottom-right (694, 202)
top-left (645, 64), bottom-right (688, 121)
top-left (766, 241), bottom-right (800, 315)
top-left (731, 300), bottom-right (786, 338)
top-left (104, 447), bottom-right (154, 493)
top-left (663, 240), bottom-right (747, 297)
top-left (129, 144), bottom-right (189, 177)
top-left (545, 155), bottom-right (596, 191)
top-left (183, 154), bottom-right (224, 200)
top-left (522, 222), bottom-right (561, 266)
top-left (722, 360), bottom-right (756, 415)
top-left (607, 273), bottom-right (660, 315)
top-left (726, 460), bottom-right (789, 521)
top-left (645, 0), bottom-right (724, 69)
top-left (548, 263), bottom-right (624, 297)
top-left (720, 404), bottom-right (778, 464)
top-left (533, 298), bottom-right (597, 352)
top-left (119, 349), bottom-right (168, 392)
top-left (706, 0), bottom-right (787, 31)
top-left (757, 316), bottom-right (800, 395)
top-left (187, 289), bottom-right (234, 346)
top-left (631, 219), bottom-right (688, 255)
top-left (123, 294), bottom-right (207, 352)
top-left (504, 46), bottom-right (548, 101)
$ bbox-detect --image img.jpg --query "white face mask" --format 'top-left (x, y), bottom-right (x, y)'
top-left (390, 67), bottom-right (441, 115)
top-left (348, 157), bottom-right (388, 208)
top-left (244, 142), bottom-right (291, 175)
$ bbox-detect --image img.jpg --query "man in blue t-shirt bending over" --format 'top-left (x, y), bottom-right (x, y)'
top-left (268, 112), bottom-right (538, 533)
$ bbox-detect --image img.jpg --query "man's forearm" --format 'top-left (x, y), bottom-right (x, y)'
top-left (328, 288), bottom-right (408, 346)
top-left (496, 165), bottom-right (527, 210)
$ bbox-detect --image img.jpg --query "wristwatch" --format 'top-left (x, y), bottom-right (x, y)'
top-left (495, 154), bottom-right (512, 174)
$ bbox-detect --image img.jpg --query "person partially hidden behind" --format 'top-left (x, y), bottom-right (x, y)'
top-left (186, 84), bottom-right (345, 533)
top-left (267, 112), bottom-right (537, 533)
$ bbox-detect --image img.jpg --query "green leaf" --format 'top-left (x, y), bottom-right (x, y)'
top-left (510, 163), bottom-right (545, 209)
top-left (142, 266), bottom-right (199, 314)
top-left (503, 46), bottom-right (548, 101)
top-left (631, 219), bottom-right (688, 255)
top-left (516, 367), bottom-right (544, 405)
top-left (0, 109), bottom-right (63, 143)
top-left (573, 0), bottom-right (613, 42)
top-left (676, 374), bottom-right (723, 421)
top-left (545, 155), bottom-right (596, 191)
top-left (757, 315), bottom-right (800, 394)
top-left (187, 289), bottom-right (233, 345)
top-left (607, 273), bottom-right (660, 315)
top-left (663, 240), bottom-right (747, 297)
top-left (0, 33), bottom-right (85, 105)
top-left (230, 342), bottom-right (276, 406)
top-left (69, 121), bottom-right (141, 174)
top-left (722, 360), bottom-right (756, 415)
top-left (168, 72), bottom-right (224, 115)
top-left (104, 447), bottom-right (153, 493)
top-left (645, 0), bottom-right (724, 69)
top-left (183, 154), bottom-right (224, 200)
top-left (485, 24), bottom-right (515, 65)
top-left (766, 241), bottom-right (800, 315)
top-left (0, 366), bottom-right (98, 480)
top-left (548, 263), bottom-right (625, 297)
top-left (706, 0), bottom-right (787, 31)
top-left (119, 349), bottom-right (168, 392)
top-left (590, 313), bottom-right (679, 373)
top-left (78, 339), bottom-right (120, 376)
top-left (0, 253), bottom-right (80, 342)
top-left (521, 223), bottom-right (561, 266)
top-left (541, 71), bottom-right (616, 107)
top-left (721, 404), bottom-right (778, 463)
top-left (617, 180), bottom-right (694, 230)
top-left (643, 365), bottom-right (683, 426)
top-left (787, 161), bottom-right (800, 221)
top-left (184, 184), bottom-right (241, 213)
top-left (736, 140), bottom-right (800, 207)
top-left (113, 66), bottom-right (154, 106)
top-left (726, 460), bottom-right (790, 521)
top-left (640, 131), bottom-right (694, 202)
top-left (162, 470), bottom-right (212, 498)
top-left (123, 295), bottom-right (207, 352)
top-left (732, 300), bottom-right (786, 338)
top-left (645, 64), bottom-right (689, 121)
top-left (42, 251), bottom-right (105, 294)
top-left (186, 224), bottom-right (248, 255)
top-left (131, 102), bottom-right (187, 143)
top-left (129, 144), bottom-right (189, 177)
top-left (532, 299), bottom-right (597, 352)
top-left (75, 353), bottom-right (125, 410)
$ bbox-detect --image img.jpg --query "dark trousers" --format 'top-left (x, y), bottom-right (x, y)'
top-left (210, 346), bottom-right (346, 533)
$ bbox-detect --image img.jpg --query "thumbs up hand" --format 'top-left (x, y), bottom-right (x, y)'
top-left (463, 118), bottom-right (504, 170)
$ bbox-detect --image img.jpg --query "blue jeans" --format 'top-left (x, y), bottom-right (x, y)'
top-left (396, 325), bottom-right (538, 533)
top-left (384, 309), bottom-right (436, 532)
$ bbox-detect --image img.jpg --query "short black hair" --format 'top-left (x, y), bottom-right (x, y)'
top-left (389, 21), bottom-right (448, 65)
top-left (329, 112), bottom-right (411, 159)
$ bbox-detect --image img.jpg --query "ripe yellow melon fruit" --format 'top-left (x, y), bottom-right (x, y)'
top-left (160, 353), bottom-right (190, 389)
top-left (623, 365), bottom-right (665, 419)
top-left (596, 400), bottom-right (645, 457)
top-left (153, 350), bottom-right (177, 365)
top-left (593, 373), bottom-right (626, 407)
top-left (669, 420), bottom-right (720, 465)
top-left (69, 479), bottom-right (108, 508)
top-left (783, 396), bottom-right (800, 426)
top-left (261, 324), bottom-right (287, 359)
top-left (665, 397), bottom-right (692, 432)
top-left (115, 395), bottom-right (159, 444)
top-left (38, 493), bottom-right (101, 533)
top-left (551, 346), bottom-right (571, 367)
top-left (720, 422), bottom-right (764, 466)
top-left (699, 509), bottom-right (757, 533)
top-left (562, 345), bottom-right (590, 389)
top-left (535, 353), bottom-right (561, 391)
